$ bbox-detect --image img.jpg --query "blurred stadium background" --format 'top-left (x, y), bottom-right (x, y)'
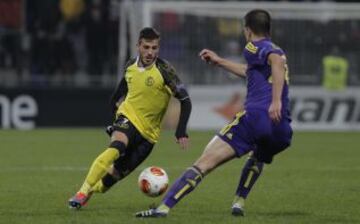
top-left (1, 1), bottom-right (360, 224)
top-left (0, 0), bottom-right (359, 130)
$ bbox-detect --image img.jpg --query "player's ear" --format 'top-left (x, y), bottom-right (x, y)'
top-left (136, 43), bottom-right (141, 53)
top-left (137, 39), bottom-right (142, 48)
top-left (243, 27), bottom-right (250, 41)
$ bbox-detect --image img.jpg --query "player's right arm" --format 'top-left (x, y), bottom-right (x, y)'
top-left (199, 49), bottom-right (247, 77)
top-left (110, 76), bottom-right (128, 115)
top-left (110, 59), bottom-right (136, 114)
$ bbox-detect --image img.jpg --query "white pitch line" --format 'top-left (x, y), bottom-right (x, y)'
top-left (0, 166), bottom-right (188, 172)
top-left (0, 166), bottom-right (88, 172)
top-left (0, 165), bottom-right (358, 172)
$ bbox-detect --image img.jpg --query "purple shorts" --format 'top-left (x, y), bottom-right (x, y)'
top-left (217, 109), bottom-right (292, 163)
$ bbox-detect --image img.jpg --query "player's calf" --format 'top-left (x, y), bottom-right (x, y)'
top-left (162, 166), bottom-right (204, 208)
top-left (235, 154), bottom-right (263, 199)
top-left (230, 154), bottom-right (263, 215)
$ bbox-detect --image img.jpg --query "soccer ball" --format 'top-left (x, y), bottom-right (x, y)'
top-left (138, 166), bottom-right (169, 197)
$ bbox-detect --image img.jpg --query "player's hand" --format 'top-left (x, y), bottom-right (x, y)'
top-left (176, 137), bottom-right (189, 150)
top-left (199, 49), bottom-right (222, 65)
top-left (269, 100), bottom-right (282, 123)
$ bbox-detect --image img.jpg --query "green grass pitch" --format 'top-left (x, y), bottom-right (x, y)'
top-left (0, 129), bottom-right (359, 224)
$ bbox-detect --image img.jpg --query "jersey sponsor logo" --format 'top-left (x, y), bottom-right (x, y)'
top-left (145, 76), bottom-right (155, 86)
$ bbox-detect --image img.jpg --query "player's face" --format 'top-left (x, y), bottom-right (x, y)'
top-left (137, 38), bottom-right (160, 67)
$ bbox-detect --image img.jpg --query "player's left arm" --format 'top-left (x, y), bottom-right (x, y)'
top-left (268, 53), bottom-right (286, 123)
top-left (172, 82), bottom-right (192, 150)
top-left (174, 88), bottom-right (192, 150)
top-left (161, 62), bottom-right (192, 150)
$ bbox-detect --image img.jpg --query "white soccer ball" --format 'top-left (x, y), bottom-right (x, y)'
top-left (138, 166), bottom-right (169, 197)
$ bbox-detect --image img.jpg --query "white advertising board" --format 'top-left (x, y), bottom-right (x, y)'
top-left (188, 86), bottom-right (360, 131)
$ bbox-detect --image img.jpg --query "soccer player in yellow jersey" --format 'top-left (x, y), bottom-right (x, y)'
top-left (68, 27), bottom-right (192, 209)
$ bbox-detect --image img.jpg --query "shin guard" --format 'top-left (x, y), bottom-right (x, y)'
top-left (235, 156), bottom-right (264, 199)
top-left (163, 166), bottom-right (204, 208)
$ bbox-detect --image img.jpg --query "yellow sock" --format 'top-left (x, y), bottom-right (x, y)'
top-left (79, 148), bottom-right (120, 195)
top-left (157, 203), bottom-right (170, 213)
top-left (92, 180), bottom-right (108, 193)
top-left (233, 196), bottom-right (245, 207)
top-left (79, 182), bottom-right (92, 195)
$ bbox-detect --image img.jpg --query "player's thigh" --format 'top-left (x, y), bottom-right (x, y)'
top-left (256, 119), bottom-right (293, 163)
top-left (110, 115), bottom-right (138, 146)
top-left (113, 140), bottom-right (154, 179)
top-left (111, 131), bottom-right (129, 145)
top-left (194, 136), bottom-right (236, 175)
top-left (270, 119), bottom-right (293, 155)
top-left (217, 111), bottom-right (255, 158)
top-left (126, 140), bottom-right (154, 172)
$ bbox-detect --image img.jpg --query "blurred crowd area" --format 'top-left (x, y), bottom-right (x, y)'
top-left (0, 0), bottom-right (119, 87)
top-left (155, 13), bottom-right (360, 86)
top-left (0, 0), bottom-right (359, 88)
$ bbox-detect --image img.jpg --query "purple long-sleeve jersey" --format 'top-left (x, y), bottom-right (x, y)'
top-left (243, 38), bottom-right (289, 114)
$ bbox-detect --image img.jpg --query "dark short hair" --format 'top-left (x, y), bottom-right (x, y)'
top-left (138, 27), bottom-right (160, 41)
top-left (244, 9), bottom-right (271, 36)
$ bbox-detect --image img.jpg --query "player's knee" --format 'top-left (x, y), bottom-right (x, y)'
top-left (283, 138), bottom-right (291, 148)
top-left (183, 166), bottom-right (204, 186)
top-left (199, 141), bottom-right (235, 172)
top-left (191, 165), bottom-right (205, 178)
top-left (108, 166), bottom-right (121, 179)
top-left (254, 154), bottom-right (272, 164)
top-left (111, 131), bottom-right (129, 145)
top-left (280, 126), bottom-right (293, 149)
top-left (109, 140), bottom-right (127, 157)
top-left (274, 138), bottom-right (292, 155)
top-left (101, 172), bottom-right (120, 192)
top-left (194, 161), bottom-right (215, 175)
top-left (96, 147), bottom-right (121, 165)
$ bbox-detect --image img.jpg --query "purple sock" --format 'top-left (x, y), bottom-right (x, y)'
top-left (163, 166), bottom-right (203, 208)
top-left (236, 156), bottom-right (264, 198)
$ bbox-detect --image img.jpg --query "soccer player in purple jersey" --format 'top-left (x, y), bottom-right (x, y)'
top-left (135, 9), bottom-right (293, 218)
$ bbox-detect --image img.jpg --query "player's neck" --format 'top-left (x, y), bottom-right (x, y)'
top-left (250, 35), bottom-right (268, 42)
top-left (137, 57), bottom-right (156, 69)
